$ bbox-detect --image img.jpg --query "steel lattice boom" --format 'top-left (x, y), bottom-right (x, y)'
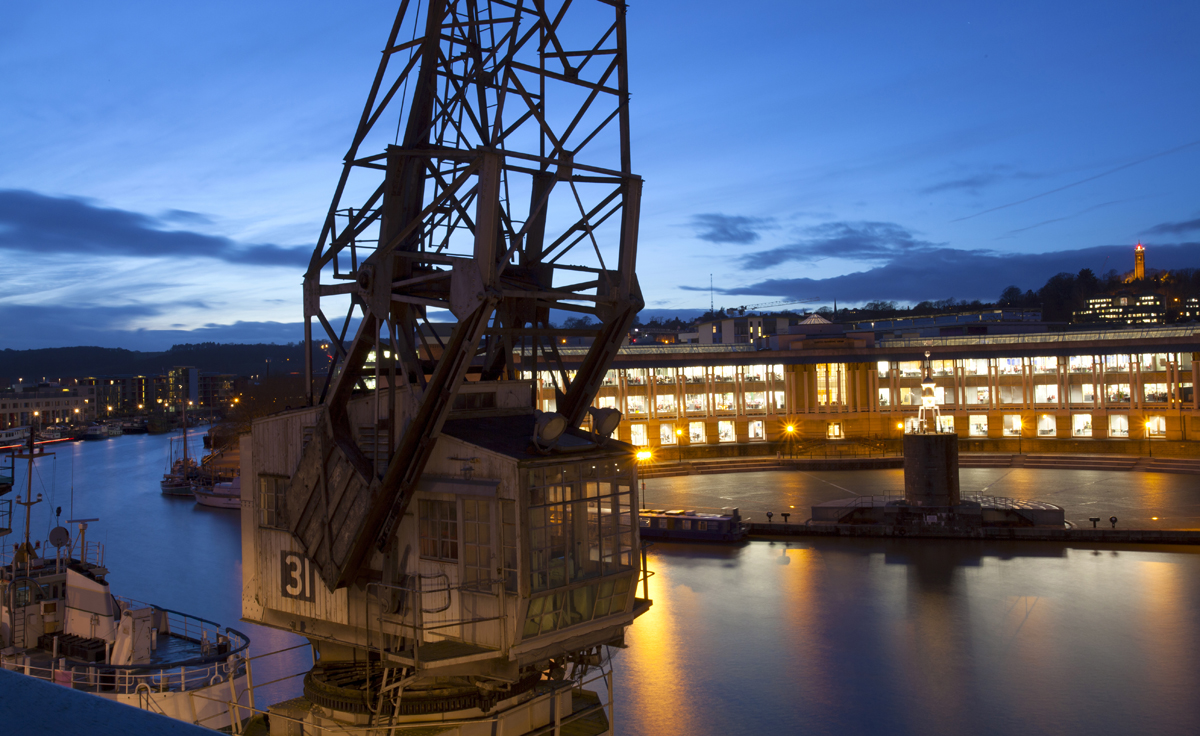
top-left (291, 0), bottom-right (642, 590)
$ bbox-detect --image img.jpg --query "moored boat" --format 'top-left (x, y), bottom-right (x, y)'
top-left (82, 425), bottom-right (108, 441)
top-left (0, 433), bottom-right (252, 729)
top-left (0, 426), bottom-right (31, 450)
top-left (193, 476), bottom-right (240, 509)
top-left (639, 507), bottom-right (747, 542)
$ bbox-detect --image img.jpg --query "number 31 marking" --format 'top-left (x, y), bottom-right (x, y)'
top-left (281, 551), bottom-right (315, 602)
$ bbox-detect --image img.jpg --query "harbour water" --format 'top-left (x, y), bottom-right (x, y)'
top-left (4, 432), bottom-right (310, 706)
top-left (7, 434), bottom-right (1200, 734)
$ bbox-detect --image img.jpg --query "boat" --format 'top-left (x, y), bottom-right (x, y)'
top-left (105, 424), bottom-right (123, 438)
top-left (160, 404), bottom-right (198, 496)
top-left (0, 431), bottom-right (252, 729)
top-left (81, 425), bottom-right (108, 441)
top-left (120, 419), bottom-right (149, 435)
top-left (193, 476), bottom-right (240, 510)
top-left (638, 507), bottom-right (747, 542)
top-left (0, 426), bottom-right (31, 450)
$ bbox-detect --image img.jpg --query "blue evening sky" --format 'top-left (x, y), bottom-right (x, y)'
top-left (2, 1), bottom-right (1198, 349)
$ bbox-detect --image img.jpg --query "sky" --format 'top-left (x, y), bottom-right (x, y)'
top-left (1, 0), bottom-right (1198, 350)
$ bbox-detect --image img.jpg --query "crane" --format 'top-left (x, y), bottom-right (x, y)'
top-left (734, 296), bottom-right (820, 315)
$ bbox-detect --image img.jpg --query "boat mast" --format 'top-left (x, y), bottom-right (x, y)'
top-left (16, 431), bottom-right (42, 577)
top-left (181, 398), bottom-right (188, 467)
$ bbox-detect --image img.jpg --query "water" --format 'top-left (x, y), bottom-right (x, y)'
top-left (617, 538), bottom-right (1200, 736)
top-left (9, 438), bottom-right (1200, 733)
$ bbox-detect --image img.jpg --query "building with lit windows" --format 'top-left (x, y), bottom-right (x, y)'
top-left (1074, 291), bottom-right (1166, 325)
top-left (525, 324), bottom-right (1200, 450)
top-left (0, 383), bottom-right (94, 428)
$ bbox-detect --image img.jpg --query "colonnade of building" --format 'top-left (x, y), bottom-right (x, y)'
top-left (531, 350), bottom-right (1200, 446)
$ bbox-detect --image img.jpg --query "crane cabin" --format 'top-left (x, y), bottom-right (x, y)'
top-left (240, 380), bottom-right (650, 734)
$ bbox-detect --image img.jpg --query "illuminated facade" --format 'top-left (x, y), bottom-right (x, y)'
top-left (0, 385), bottom-right (93, 428)
top-left (530, 326), bottom-right (1200, 445)
top-left (1074, 292), bottom-right (1165, 325)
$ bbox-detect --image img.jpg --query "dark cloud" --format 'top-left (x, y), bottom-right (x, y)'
top-left (734, 221), bottom-right (937, 270)
top-left (159, 208), bottom-right (216, 226)
top-left (690, 213), bottom-right (775, 244)
top-left (0, 189), bottom-right (307, 268)
top-left (920, 173), bottom-right (1004, 195)
top-left (920, 167), bottom-right (1040, 196)
top-left (702, 242), bottom-right (1200, 304)
top-left (1143, 218), bottom-right (1200, 236)
top-left (0, 302), bottom-right (304, 350)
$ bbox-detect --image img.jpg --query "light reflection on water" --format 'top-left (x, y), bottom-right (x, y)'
top-left (6, 433), bottom-right (309, 705)
top-left (617, 539), bottom-right (1200, 736)
top-left (12, 438), bottom-right (1200, 732)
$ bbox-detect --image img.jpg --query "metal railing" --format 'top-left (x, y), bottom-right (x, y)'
top-left (881, 326), bottom-right (1200, 349)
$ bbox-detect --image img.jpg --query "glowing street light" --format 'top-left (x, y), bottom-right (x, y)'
top-left (635, 449), bottom-right (652, 463)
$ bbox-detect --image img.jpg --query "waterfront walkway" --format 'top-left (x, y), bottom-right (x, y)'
top-left (640, 453), bottom-right (1200, 478)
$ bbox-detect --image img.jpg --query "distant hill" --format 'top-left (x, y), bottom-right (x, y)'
top-left (0, 342), bottom-right (317, 380)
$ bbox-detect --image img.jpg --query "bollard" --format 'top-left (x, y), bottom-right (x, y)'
top-left (1109, 516), bottom-right (1118, 529)
top-left (781, 512), bottom-right (791, 524)
top-left (1089, 517), bottom-right (1100, 528)
top-left (766, 511), bottom-right (774, 523)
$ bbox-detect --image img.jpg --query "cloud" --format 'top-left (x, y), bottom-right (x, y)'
top-left (921, 173), bottom-right (1005, 195)
top-left (159, 208), bottom-right (216, 226)
top-left (689, 213), bottom-right (775, 244)
top-left (704, 242), bottom-right (1200, 305)
top-left (0, 189), bottom-right (308, 268)
top-left (0, 302), bottom-right (305, 350)
top-left (1143, 218), bottom-right (1200, 236)
top-left (920, 167), bottom-right (1041, 196)
top-left (732, 221), bottom-right (938, 270)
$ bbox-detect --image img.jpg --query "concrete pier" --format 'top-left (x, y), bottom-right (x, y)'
top-left (903, 433), bottom-right (960, 507)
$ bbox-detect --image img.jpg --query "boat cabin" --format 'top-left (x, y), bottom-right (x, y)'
top-left (638, 508), bottom-right (746, 542)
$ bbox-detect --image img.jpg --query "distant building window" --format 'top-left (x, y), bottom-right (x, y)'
top-left (419, 499), bottom-right (458, 562)
top-left (969, 415), bottom-right (988, 437)
top-left (748, 420), bottom-right (765, 441)
top-left (1073, 414), bottom-right (1092, 437)
top-left (1033, 384), bottom-right (1058, 404)
top-left (660, 423), bottom-right (677, 444)
top-left (258, 475), bottom-right (289, 530)
top-left (629, 424), bottom-right (647, 446)
top-left (1037, 415), bottom-right (1056, 437)
top-left (878, 388), bottom-right (890, 407)
top-left (1146, 416), bottom-right (1166, 437)
top-left (1109, 414), bottom-right (1129, 438)
top-left (1002, 415), bottom-right (1022, 437)
top-left (717, 421), bottom-right (736, 442)
top-left (689, 421), bottom-right (706, 444)
top-left (626, 395), bottom-right (648, 415)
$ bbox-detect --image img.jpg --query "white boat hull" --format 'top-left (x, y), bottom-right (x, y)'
top-left (193, 488), bottom-right (240, 509)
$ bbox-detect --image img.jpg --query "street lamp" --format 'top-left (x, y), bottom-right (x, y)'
top-left (785, 424), bottom-right (796, 459)
top-left (1145, 420), bottom-right (1153, 458)
top-left (675, 427), bottom-right (683, 463)
top-left (1015, 416), bottom-right (1022, 455)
